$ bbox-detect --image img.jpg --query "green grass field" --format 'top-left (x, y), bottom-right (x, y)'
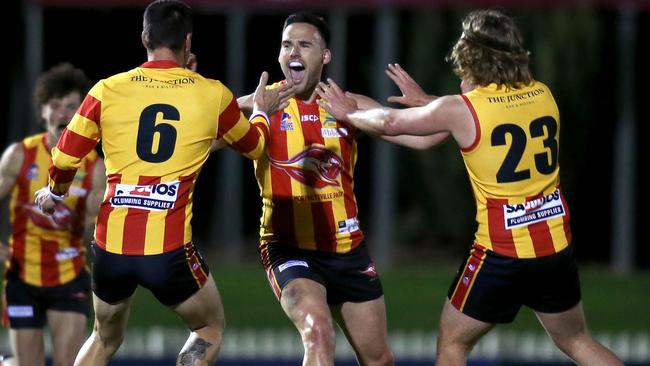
top-left (126, 263), bottom-right (650, 333)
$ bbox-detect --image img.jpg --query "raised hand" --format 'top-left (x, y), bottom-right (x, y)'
top-left (385, 63), bottom-right (434, 107)
top-left (253, 72), bottom-right (295, 116)
top-left (316, 78), bottom-right (358, 122)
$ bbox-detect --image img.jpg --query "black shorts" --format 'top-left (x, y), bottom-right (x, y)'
top-left (260, 241), bottom-right (383, 306)
top-left (448, 243), bottom-right (581, 324)
top-left (91, 242), bottom-right (210, 306)
top-left (3, 270), bottom-right (91, 329)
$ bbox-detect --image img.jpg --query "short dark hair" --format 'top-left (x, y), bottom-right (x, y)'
top-left (33, 62), bottom-right (91, 117)
top-left (143, 0), bottom-right (192, 51)
top-left (283, 12), bottom-right (330, 47)
top-left (447, 9), bottom-right (532, 89)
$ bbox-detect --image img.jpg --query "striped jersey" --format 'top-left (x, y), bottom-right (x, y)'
top-left (49, 60), bottom-right (269, 255)
top-left (255, 82), bottom-right (363, 253)
top-left (8, 133), bottom-right (98, 287)
top-left (461, 81), bottom-right (571, 258)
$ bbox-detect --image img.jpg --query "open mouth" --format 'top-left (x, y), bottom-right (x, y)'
top-left (288, 60), bottom-right (306, 83)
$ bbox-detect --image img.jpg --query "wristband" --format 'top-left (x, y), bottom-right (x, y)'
top-left (48, 189), bottom-right (66, 202)
top-left (251, 109), bottom-right (269, 123)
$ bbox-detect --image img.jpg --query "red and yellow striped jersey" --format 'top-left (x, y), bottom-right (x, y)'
top-left (461, 81), bottom-right (571, 258)
top-left (49, 60), bottom-right (269, 255)
top-left (8, 133), bottom-right (98, 287)
top-left (254, 82), bottom-right (363, 253)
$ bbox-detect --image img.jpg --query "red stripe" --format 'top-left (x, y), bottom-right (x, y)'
top-left (11, 144), bottom-right (35, 282)
top-left (216, 97), bottom-right (243, 138)
top-left (49, 164), bottom-right (77, 186)
top-left (336, 115), bottom-right (363, 249)
top-left (450, 245), bottom-right (485, 310)
top-left (268, 111), bottom-right (296, 243)
top-left (298, 102), bottom-right (337, 250)
top-left (559, 186), bottom-right (572, 244)
top-left (311, 201), bottom-right (336, 251)
top-left (95, 174), bottom-right (120, 248)
top-left (460, 95), bottom-right (481, 153)
top-left (121, 176), bottom-right (159, 254)
top-left (163, 175), bottom-right (194, 252)
top-left (40, 238), bottom-right (60, 287)
top-left (486, 197), bottom-right (517, 257)
top-left (70, 236), bottom-right (85, 275)
top-left (57, 128), bottom-right (97, 158)
top-left (77, 94), bottom-right (101, 124)
top-left (230, 123), bottom-right (263, 155)
top-left (526, 193), bottom-right (556, 256)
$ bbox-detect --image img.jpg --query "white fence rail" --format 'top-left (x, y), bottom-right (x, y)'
top-left (1, 328), bottom-right (649, 362)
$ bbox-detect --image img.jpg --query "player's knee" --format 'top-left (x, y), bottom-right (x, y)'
top-left (301, 315), bottom-right (335, 352)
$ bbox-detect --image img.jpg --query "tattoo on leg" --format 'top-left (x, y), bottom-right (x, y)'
top-left (178, 338), bottom-right (213, 366)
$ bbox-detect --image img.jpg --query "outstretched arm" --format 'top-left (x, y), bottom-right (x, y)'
top-left (322, 85), bottom-right (451, 149)
top-left (318, 79), bottom-right (473, 147)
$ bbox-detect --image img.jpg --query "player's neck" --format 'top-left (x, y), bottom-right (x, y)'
top-left (295, 88), bottom-right (319, 104)
top-left (147, 48), bottom-right (185, 66)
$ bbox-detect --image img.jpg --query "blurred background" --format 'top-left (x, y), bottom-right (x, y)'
top-left (1, 0), bottom-right (648, 365)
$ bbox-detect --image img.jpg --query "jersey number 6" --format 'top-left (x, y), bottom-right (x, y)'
top-left (136, 104), bottom-right (179, 163)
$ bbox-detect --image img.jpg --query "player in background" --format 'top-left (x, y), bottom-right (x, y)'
top-left (317, 8), bottom-right (623, 366)
top-left (238, 12), bottom-right (394, 366)
top-left (34, 1), bottom-right (292, 365)
top-left (0, 63), bottom-right (106, 366)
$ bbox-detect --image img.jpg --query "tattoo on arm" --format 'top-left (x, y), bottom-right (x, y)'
top-left (178, 338), bottom-right (213, 366)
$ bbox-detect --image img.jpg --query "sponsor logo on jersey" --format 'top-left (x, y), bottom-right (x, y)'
top-left (111, 181), bottom-right (180, 211)
top-left (321, 128), bottom-right (348, 138)
top-left (27, 163), bottom-right (39, 181)
top-left (301, 114), bottom-right (319, 122)
top-left (503, 188), bottom-right (566, 230)
top-left (280, 112), bottom-right (294, 131)
top-left (55, 247), bottom-right (80, 261)
top-left (278, 260), bottom-right (309, 272)
top-left (337, 217), bottom-right (360, 234)
top-left (270, 146), bottom-right (343, 188)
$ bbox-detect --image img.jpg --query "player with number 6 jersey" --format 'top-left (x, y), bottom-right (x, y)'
top-left (34, 1), bottom-right (293, 364)
top-left (48, 62), bottom-right (269, 256)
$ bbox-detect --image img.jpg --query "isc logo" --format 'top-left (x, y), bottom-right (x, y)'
top-left (301, 114), bottom-right (319, 122)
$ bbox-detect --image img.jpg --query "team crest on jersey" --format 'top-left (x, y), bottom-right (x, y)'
top-left (26, 203), bottom-right (75, 230)
top-left (280, 112), bottom-right (294, 131)
top-left (269, 145), bottom-right (343, 188)
top-left (27, 163), bottom-right (39, 180)
top-left (503, 188), bottom-right (566, 230)
top-left (111, 181), bottom-right (180, 211)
